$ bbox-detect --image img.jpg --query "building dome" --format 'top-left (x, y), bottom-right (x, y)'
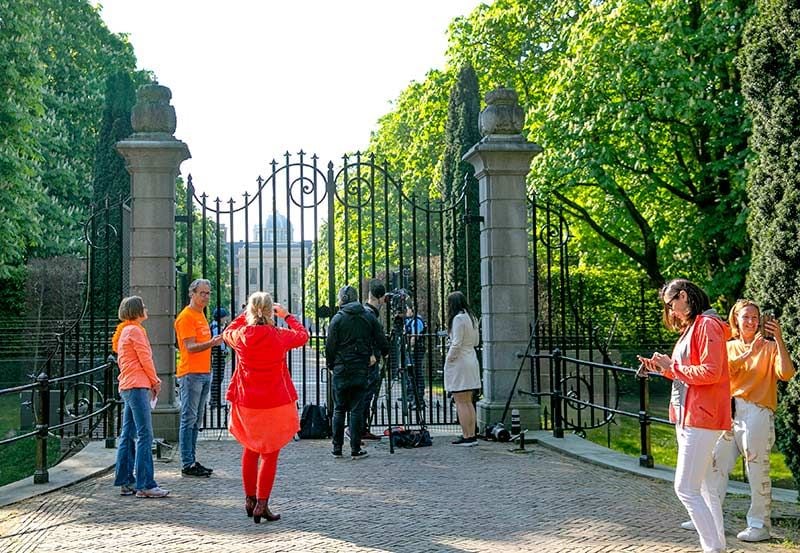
top-left (254, 213), bottom-right (292, 243)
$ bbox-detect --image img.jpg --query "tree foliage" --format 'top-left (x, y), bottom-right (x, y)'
top-left (175, 178), bottom-right (229, 312)
top-left (739, 0), bottom-right (800, 495)
top-left (440, 64), bottom-right (481, 312)
top-left (0, 0), bottom-right (46, 277)
top-left (447, 0), bottom-right (752, 306)
top-left (0, 0), bottom-right (139, 277)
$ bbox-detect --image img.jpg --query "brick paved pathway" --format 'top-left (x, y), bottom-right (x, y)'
top-left (0, 437), bottom-right (795, 552)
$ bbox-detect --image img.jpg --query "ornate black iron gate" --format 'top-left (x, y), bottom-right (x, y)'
top-left (181, 151), bottom-right (475, 431)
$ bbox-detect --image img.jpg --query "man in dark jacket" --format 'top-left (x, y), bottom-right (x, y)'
top-left (360, 279), bottom-right (387, 440)
top-left (326, 284), bottom-right (389, 459)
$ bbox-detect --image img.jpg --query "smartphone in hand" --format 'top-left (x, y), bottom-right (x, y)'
top-left (635, 355), bottom-right (650, 378)
top-left (761, 313), bottom-right (775, 340)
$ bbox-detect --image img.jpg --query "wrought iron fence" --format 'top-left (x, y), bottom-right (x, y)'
top-left (181, 151), bottom-right (476, 432)
top-left (523, 348), bottom-right (674, 468)
top-left (0, 197), bottom-right (128, 484)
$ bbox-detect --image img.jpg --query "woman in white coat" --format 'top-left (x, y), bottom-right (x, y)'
top-left (444, 291), bottom-right (481, 446)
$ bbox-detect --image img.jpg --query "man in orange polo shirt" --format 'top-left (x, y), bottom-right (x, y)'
top-left (175, 278), bottom-right (223, 477)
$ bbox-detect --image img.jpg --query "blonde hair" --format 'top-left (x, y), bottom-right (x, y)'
top-left (246, 291), bottom-right (274, 326)
top-left (118, 296), bottom-right (145, 321)
top-left (728, 299), bottom-right (760, 340)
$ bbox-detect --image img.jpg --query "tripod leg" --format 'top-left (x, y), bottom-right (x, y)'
top-left (407, 362), bottom-right (426, 427)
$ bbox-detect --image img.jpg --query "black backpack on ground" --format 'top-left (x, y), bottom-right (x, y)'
top-left (298, 404), bottom-right (330, 439)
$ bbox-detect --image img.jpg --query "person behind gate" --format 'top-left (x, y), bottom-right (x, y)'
top-left (223, 291), bottom-right (308, 523)
top-left (174, 278), bottom-right (223, 478)
top-left (360, 278), bottom-right (387, 440)
top-left (326, 284), bottom-right (389, 459)
top-left (404, 304), bottom-right (426, 408)
top-left (638, 278), bottom-right (730, 553)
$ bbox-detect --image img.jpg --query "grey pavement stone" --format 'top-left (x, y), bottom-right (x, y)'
top-left (0, 435), bottom-right (797, 552)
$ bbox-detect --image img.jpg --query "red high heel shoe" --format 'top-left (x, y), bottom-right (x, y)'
top-left (253, 499), bottom-right (281, 523)
top-left (245, 495), bottom-right (256, 517)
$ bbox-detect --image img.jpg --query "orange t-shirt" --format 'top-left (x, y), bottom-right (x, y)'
top-left (727, 338), bottom-right (796, 411)
top-left (175, 306), bottom-right (212, 377)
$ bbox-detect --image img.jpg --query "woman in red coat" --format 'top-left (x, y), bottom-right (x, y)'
top-left (223, 291), bottom-right (308, 523)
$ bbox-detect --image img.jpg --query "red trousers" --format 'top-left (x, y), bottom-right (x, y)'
top-left (241, 448), bottom-right (280, 499)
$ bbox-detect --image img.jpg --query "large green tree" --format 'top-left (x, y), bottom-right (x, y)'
top-left (33, 0), bottom-right (138, 257)
top-left (447, 0), bottom-right (753, 305)
top-left (0, 0), bottom-right (46, 278)
top-left (440, 64), bottom-right (481, 311)
top-left (0, 0), bottom-right (138, 271)
top-left (93, 72), bottom-right (139, 203)
top-left (740, 0), bottom-right (800, 495)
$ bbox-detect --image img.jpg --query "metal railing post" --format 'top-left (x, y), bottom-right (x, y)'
top-left (33, 371), bottom-right (50, 484)
top-left (638, 373), bottom-right (654, 467)
top-left (105, 356), bottom-right (117, 448)
top-left (551, 349), bottom-right (564, 438)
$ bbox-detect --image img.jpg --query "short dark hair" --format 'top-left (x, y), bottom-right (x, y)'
top-left (338, 285), bottom-right (358, 306)
top-left (368, 279), bottom-right (385, 299)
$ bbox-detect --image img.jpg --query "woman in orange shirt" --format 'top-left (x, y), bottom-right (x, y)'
top-left (223, 292), bottom-right (308, 523)
top-left (112, 296), bottom-right (169, 498)
top-left (710, 299), bottom-right (795, 542)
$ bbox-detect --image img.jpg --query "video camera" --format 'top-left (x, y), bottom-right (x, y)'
top-left (384, 288), bottom-right (410, 320)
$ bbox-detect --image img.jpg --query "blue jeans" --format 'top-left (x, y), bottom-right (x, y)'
top-left (114, 388), bottom-right (157, 491)
top-left (179, 372), bottom-right (211, 468)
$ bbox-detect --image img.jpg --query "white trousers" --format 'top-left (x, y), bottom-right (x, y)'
top-left (710, 398), bottom-right (774, 529)
top-left (675, 425), bottom-right (726, 553)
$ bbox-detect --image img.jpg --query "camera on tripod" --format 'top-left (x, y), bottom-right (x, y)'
top-left (384, 288), bottom-right (410, 321)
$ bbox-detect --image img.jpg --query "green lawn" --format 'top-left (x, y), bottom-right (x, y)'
top-left (583, 411), bottom-right (795, 490)
top-left (0, 393), bottom-right (61, 487)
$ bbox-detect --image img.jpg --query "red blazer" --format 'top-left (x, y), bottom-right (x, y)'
top-left (662, 313), bottom-right (732, 430)
top-left (223, 312), bottom-right (309, 409)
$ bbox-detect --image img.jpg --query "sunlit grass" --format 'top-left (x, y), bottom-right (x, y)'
top-left (0, 393), bottom-right (61, 487)
top-left (583, 411), bottom-right (795, 489)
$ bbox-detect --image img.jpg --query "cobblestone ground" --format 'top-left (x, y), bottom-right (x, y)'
top-left (0, 437), bottom-right (797, 552)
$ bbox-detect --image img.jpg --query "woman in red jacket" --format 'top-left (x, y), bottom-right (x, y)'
top-left (638, 279), bottom-right (731, 553)
top-left (223, 292), bottom-right (308, 523)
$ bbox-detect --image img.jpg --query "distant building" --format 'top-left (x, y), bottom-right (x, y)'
top-left (233, 213), bottom-right (312, 319)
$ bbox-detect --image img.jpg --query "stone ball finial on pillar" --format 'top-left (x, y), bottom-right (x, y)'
top-left (479, 87), bottom-right (526, 137)
top-left (130, 83), bottom-right (178, 139)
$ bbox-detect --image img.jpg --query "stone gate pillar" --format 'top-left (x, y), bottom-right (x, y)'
top-left (116, 84), bottom-right (190, 442)
top-left (462, 88), bottom-right (542, 432)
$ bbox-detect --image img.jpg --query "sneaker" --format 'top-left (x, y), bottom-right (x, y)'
top-left (351, 450), bottom-right (369, 460)
top-left (362, 431), bottom-right (380, 440)
top-left (737, 526), bottom-right (770, 542)
top-left (120, 485), bottom-right (135, 496)
top-left (680, 520), bottom-right (695, 531)
top-left (194, 461), bottom-right (213, 474)
top-left (451, 436), bottom-right (478, 446)
top-left (331, 449), bottom-right (343, 458)
top-left (135, 486), bottom-right (170, 498)
top-left (181, 463), bottom-right (211, 478)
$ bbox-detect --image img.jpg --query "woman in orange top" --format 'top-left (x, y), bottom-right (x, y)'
top-left (223, 291), bottom-right (308, 523)
top-left (638, 279), bottom-right (730, 553)
top-left (112, 296), bottom-right (168, 498)
top-left (710, 299), bottom-right (795, 542)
